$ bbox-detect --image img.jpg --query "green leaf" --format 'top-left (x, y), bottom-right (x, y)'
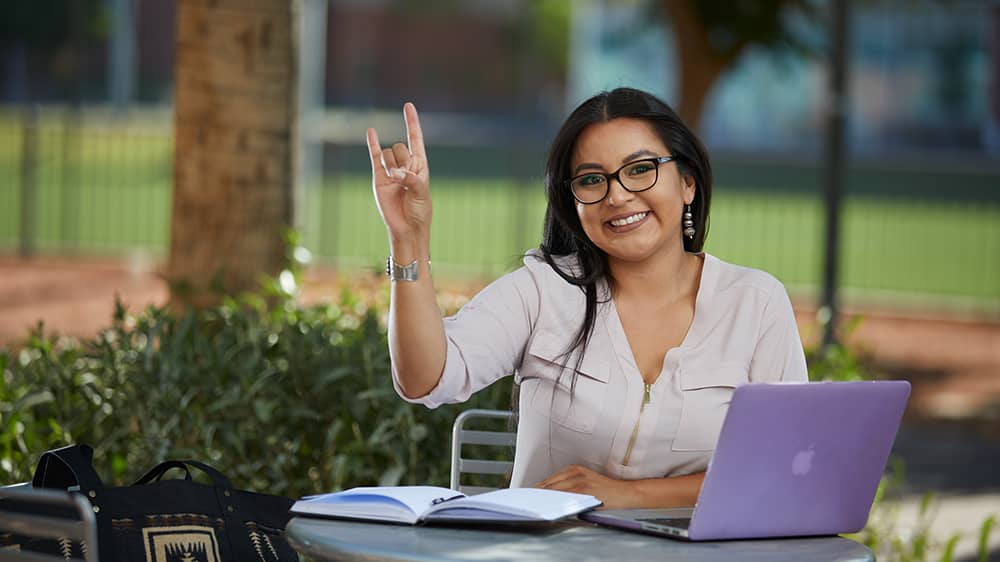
top-left (16, 391), bottom-right (55, 411)
top-left (408, 424), bottom-right (429, 442)
top-left (253, 400), bottom-right (275, 423)
top-left (938, 533), bottom-right (961, 562)
top-left (918, 491), bottom-right (934, 518)
top-left (979, 515), bottom-right (996, 562)
top-left (912, 533), bottom-right (927, 559)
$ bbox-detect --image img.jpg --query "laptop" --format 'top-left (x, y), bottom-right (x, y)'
top-left (581, 380), bottom-right (910, 541)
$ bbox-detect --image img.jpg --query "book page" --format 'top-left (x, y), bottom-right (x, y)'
top-left (293, 486), bottom-right (462, 524)
top-left (423, 488), bottom-right (601, 522)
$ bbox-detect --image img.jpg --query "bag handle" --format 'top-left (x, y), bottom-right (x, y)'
top-left (32, 445), bottom-right (118, 562)
top-left (32, 444), bottom-right (106, 494)
top-left (132, 460), bottom-right (193, 484)
top-left (133, 459), bottom-right (234, 489)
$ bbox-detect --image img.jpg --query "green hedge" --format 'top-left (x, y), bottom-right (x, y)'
top-left (0, 288), bottom-right (512, 496)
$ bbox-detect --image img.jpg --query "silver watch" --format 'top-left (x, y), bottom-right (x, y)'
top-left (386, 256), bottom-right (419, 282)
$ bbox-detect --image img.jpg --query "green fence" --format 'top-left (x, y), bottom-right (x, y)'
top-left (0, 108), bottom-right (172, 254)
top-left (1, 107), bottom-right (997, 315)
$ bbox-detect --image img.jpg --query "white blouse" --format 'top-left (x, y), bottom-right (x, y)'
top-left (393, 251), bottom-right (809, 488)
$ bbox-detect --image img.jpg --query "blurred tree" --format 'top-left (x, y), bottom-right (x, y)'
top-left (512, 0), bottom-right (571, 114)
top-left (661, 0), bottom-right (818, 129)
top-left (168, 0), bottom-right (297, 308)
top-left (529, 0), bottom-right (572, 80)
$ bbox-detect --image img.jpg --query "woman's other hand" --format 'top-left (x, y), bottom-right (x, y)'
top-left (538, 465), bottom-right (704, 509)
top-left (536, 465), bottom-right (638, 510)
top-left (367, 102), bottom-right (432, 253)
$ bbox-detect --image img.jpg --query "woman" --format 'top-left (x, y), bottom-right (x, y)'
top-left (367, 88), bottom-right (808, 509)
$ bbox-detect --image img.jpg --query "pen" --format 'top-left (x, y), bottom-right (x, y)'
top-left (431, 494), bottom-right (464, 505)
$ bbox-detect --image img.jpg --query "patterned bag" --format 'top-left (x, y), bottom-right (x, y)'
top-left (20, 444), bottom-right (298, 562)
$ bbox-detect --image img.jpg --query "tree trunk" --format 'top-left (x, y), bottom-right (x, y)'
top-left (169, 0), bottom-right (298, 308)
top-left (662, 0), bottom-right (741, 132)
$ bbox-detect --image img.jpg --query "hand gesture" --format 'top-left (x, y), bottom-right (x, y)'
top-left (367, 102), bottom-right (432, 249)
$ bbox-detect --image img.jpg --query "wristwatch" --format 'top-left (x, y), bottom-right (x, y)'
top-left (386, 256), bottom-right (420, 282)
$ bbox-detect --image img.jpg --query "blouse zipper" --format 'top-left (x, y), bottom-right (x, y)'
top-left (622, 383), bottom-right (652, 466)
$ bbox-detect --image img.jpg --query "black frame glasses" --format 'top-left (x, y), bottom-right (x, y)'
top-left (566, 156), bottom-right (678, 205)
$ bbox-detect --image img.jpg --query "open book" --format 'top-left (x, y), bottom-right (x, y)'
top-left (290, 486), bottom-right (602, 525)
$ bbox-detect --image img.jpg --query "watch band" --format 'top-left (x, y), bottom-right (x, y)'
top-left (386, 256), bottom-right (420, 282)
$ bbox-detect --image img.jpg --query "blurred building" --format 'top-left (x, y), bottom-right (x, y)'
top-left (570, 0), bottom-right (998, 157)
top-left (0, 0), bottom-right (564, 116)
top-left (3, 0), bottom-right (993, 157)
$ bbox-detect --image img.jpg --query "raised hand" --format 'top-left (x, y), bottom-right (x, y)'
top-left (367, 102), bottom-right (432, 254)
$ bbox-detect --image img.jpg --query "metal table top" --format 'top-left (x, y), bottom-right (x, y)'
top-left (285, 516), bottom-right (874, 562)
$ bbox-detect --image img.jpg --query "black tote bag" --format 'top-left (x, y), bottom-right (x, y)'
top-left (27, 444), bottom-right (298, 562)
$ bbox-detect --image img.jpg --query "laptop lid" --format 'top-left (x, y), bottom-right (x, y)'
top-left (582, 381), bottom-right (911, 541)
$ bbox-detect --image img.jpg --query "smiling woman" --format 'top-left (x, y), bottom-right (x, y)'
top-left (365, 88), bottom-right (807, 510)
top-left (569, 119), bottom-right (694, 267)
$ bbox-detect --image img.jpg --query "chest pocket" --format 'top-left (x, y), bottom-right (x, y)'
top-left (522, 332), bottom-right (610, 434)
top-left (671, 362), bottom-right (748, 451)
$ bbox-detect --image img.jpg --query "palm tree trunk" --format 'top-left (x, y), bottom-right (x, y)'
top-left (169, 0), bottom-right (298, 308)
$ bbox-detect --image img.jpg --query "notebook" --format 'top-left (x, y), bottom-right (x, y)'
top-left (291, 486), bottom-right (602, 525)
top-left (581, 380), bottom-right (910, 541)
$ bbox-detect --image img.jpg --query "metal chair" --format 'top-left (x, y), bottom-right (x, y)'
top-left (0, 485), bottom-right (98, 562)
top-left (449, 409), bottom-right (516, 495)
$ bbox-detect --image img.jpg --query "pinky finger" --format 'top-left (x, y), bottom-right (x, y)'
top-left (366, 128), bottom-right (380, 163)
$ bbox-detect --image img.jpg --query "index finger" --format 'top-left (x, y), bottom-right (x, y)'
top-left (535, 468), bottom-right (570, 489)
top-left (403, 102), bottom-right (426, 160)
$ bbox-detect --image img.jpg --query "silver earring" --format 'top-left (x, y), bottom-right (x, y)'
top-left (683, 205), bottom-right (696, 239)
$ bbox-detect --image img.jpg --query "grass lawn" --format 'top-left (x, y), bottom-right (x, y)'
top-left (319, 176), bottom-right (999, 304)
top-left (1, 113), bottom-right (997, 308)
top-left (0, 110), bottom-right (172, 253)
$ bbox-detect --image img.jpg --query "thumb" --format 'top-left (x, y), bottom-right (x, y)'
top-left (393, 168), bottom-right (429, 197)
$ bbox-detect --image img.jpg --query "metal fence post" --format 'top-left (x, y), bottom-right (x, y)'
top-left (821, 0), bottom-right (850, 349)
top-left (108, 0), bottom-right (136, 115)
top-left (60, 105), bottom-right (82, 252)
top-left (19, 104), bottom-right (38, 258)
top-left (298, 0), bottom-right (328, 253)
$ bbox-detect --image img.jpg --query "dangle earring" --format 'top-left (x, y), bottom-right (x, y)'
top-left (683, 205), bottom-right (696, 239)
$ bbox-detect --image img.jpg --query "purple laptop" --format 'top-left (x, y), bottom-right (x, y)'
top-left (581, 380), bottom-right (911, 541)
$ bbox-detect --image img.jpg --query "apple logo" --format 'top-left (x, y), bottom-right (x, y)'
top-left (792, 445), bottom-right (816, 476)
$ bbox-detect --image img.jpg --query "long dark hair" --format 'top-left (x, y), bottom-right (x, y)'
top-left (538, 87), bottom-right (713, 373)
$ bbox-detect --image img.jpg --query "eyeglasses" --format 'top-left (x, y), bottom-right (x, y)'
top-left (567, 156), bottom-right (678, 205)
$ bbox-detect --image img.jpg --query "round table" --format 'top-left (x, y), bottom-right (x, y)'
top-left (285, 516), bottom-right (875, 562)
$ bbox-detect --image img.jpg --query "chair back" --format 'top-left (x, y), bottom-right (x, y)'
top-left (0, 484), bottom-right (98, 562)
top-left (450, 409), bottom-right (516, 495)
